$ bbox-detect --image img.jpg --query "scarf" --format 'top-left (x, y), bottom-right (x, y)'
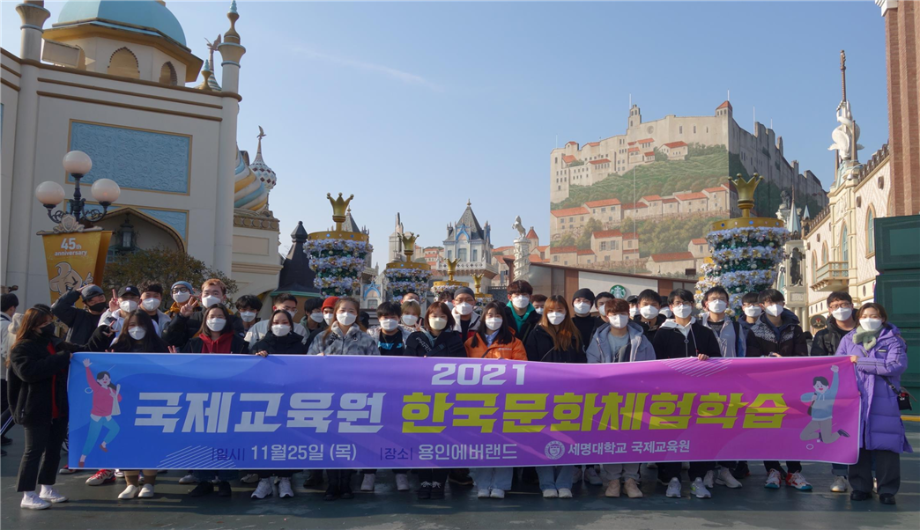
top-left (199, 332), bottom-right (233, 354)
top-left (853, 325), bottom-right (881, 351)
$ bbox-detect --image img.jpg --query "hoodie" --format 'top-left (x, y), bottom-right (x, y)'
top-left (811, 317), bottom-right (855, 356)
top-left (586, 322), bottom-right (656, 363)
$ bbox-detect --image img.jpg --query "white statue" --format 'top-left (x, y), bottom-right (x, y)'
top-left (828, 101), bottom-right (863, 162)
top-left (512, 216), bottom-right (527, 240)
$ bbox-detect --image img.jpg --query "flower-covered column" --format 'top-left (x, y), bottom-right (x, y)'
top-left (305, 193), bottom-right (374, 297)
top-left (385, 233), bottom-right (431, 300)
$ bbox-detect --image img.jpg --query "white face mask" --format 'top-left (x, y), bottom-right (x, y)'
top-left (337, 311), bottom-right (357, 326)
top-left (574, 301), bottom-right (592, 316)
top-left (201, 295), bottom-right (221, 308)
top-left (707, 300), bottom-right (727, 314)
top-left (271, 324), bottom-right (291, 337)
top-left (402, 314), bottom-right (419, 327)
top-left (672, 304), bottom-right (692, 319)
top-left (120, 300), bottom-right (138, 313)
top-left (323, 312), bottom-right (335, 326)
top-left (173, 291), bottom-right (191, 304)
top-left (207, 318), bottom-right (226, 332)
top-left (743, 305), bottom-right (763, 318)
top-left (309, 312), bottom-right (325, 323)
top-left (610, 315), bottom-right (629, 329)
top-left (860, 318), bottom-right (883, 332)
top-left (127, 326), bottom-right (146, 340)
top-left (640, 306), bottom-right (659, 319)
top-left (831, 307), bottom-right (853, 322)
top-left (456, 302), bottom-right (474, 316)
top-left (484, 317), bottom-right (503, 331)
top-left (660, 307), bottom-right (673, 318)
top-left (429, 317), bottom-right (448, 331)
top-left (535, 307), bottom-right (544, 315)
top-left (547, 312), bottom-right (565, 325)
top-left (597, 304), bottom-right (607, 316)
top-left (512, 295), bottom-right (530, 309)
top-left (629, 307), bottom-right (639, 318)
top-left (765, 303), bottom-right (784, 317)
top-left (239, 311), bottom-right (257, 322)
top-left (379, 318), bottom-right (399, 332)
top-left (141, 298), bottom-right (160, 312)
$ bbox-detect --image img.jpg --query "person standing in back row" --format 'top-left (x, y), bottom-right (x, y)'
top-left (503, 281), bottom-right (541, 343)
top-left (571, 289), bottom-right (602, 351)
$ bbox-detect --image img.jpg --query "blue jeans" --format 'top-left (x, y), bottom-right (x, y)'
top-left (195, 470), bottom-right (238, 482)
top-left (536, 466), bottom-right (574, 491)
top-left (471, 467), bottom-right (513, 491)
top-left (82, 416), bottom-right (119, 457)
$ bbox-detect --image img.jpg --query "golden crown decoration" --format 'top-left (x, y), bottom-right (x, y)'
top-left (472, 273), bottom-right (483, 292)
top-left (728, 173), bottom-right (763, 218)
top-left (400, 233), bottom-right (419, 259)
top-left (327, 193), bottom-right (354, 231)
top-left (446, 258), bottom-right (460, 281)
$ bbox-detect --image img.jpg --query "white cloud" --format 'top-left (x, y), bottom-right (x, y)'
top-left (293, 47), bottom-right (442, 91)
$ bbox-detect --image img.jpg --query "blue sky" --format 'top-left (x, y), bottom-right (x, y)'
top-left (2, 1), bottom-right (889, 262)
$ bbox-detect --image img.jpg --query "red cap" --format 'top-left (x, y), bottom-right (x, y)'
top-left (321, 296), bottom-right (339, 310)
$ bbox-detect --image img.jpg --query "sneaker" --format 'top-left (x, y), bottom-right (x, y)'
top-left (873, 478), bottom-right (878, 493)
top-left (573, 467), bottom-right (583, 484)
top-left (360, 473), bottom-right (376, 492)
top-left (251, 478), bottom-right (273, 499)
top-left (716, 467), bottom-right (742, 489)
top-left (118, 485), bottom-right (139, 499)
top-left (21, 494), bottom-right (51, 510)
top-left (139, 484), bottom-right (155, 499)
top-left (188, 482), bottom-right (214, 497)
top-left (179, 473), bottom-right (199, 485)
top-left (418, 482), bottom-right (432, 500)
top-left (114, 469), bottom-right (124, 478)
top-left (395, 474), bottom-right (410, 492)
top-left (605, 480), bottom-right (621, 498)
top-left (691, 478), bottom-right (711, 499)
top-left (787, 472), bottom-right (812, 491)
top-left (585, 467), bottom-right (603, 485)
top-left (764, 469), bottom-right (782, 489)
top-left (558, 488), bottom-right (573, 498)
top-left (217, 481), bottom-right (232, 497)
top-left (478, 488), bottom-right (490, 498)
top-left (279, 477), bottom-right (294, 499)
top-left (624, 478), bottom-right (643, 498)
top-left (59, 465), bottom-right (77, 475)
top-left (730, 461), bottom-right (750, 480)
top-left (850, 490), bottom-right (871, 501)
top-left (39, 486), bottom-right (68, 503)
top-left (490, 488), bottom-right (505, 499)
top-left (240, 473), bottom-right (260, 484)
top-left (666, 477), bottom-right (681, 498)
top-left (430, 481), bottom-right (445, 500)
top-left (542, 488), bottom-right (558, 498)
top-left (86, 469), bottom-right (115, 486)
top-left (703, 470), bottom-right (714, 488)
top-left (830, 476), bottom-right (848, 493)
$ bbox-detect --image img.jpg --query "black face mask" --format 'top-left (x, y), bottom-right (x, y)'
top-left (41, 322), bottom-right (56, 337)
top-left (88, 302), bottom-right (108, 313)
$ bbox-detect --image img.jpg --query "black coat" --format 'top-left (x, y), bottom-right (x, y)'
top-left (181, 334), bottom-right (250, 354)
top-left (652, 320), bottom-right (721, 360)
top-left (405, 330), bottom-right (466, 358)
top-left (810, 317), bottom-right (853, 356)
top-left (7, 334), bottom-right (70, 426)
top-left (51, 289), bottom-right (103, 346)
top-left (572, 315), bottom-right (603, 352)
top-left (502, 305), bottom-right (542, 344)
top-left (163, 311), bottom-right (245, 347)
top-left (524, 325), bottom-right (587, 364)
top-left (632, 314), bottom-right (667, 343)
top-left (745, 311), bottom-right (807, 358)
top-left (250, 332), bottom-right (308, 355)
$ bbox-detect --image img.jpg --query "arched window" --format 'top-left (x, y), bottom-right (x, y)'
top-left (159, 62), bottom-right (177, 85)
top-left (822, 242), bottom-right (828, 264)
top-left (108, 47), bottom-right (139, 79)
top-left (866, 207), bottom-right (876, 255)
top-left (812, 251), bottom-right (817, 281)
top-left (841, 224), bottom-right (849, 263)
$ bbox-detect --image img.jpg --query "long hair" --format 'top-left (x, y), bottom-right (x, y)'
top-left (539, 295), bottom-right (581, 353)
top-left (196, 304), bottom-right (234, 338)
top-left (422, 302), bottom-right (455, 333)
top-left (320, 296), bottom-right (364, 342)
top-left (470, 301), bottom-right (513, 348)
top-left (111, 310), bottom-right (167, 353)
top-left (15, 306), bottom-right (52, 344)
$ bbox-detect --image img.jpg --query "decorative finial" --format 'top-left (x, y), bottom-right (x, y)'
top-left (197, 59), bottom-right (213, 91)
top-left (840, 50), bottom-right (847, 102)
top-left (472, 273), bottom-right (483, 293)
top-left (728, 173), bottom-right (763, 218)
top-left (257, 126), bottom-right (265, 154)
top-left (467, 199), bottom-right (471, 207)
top-left (224, 0), bottom-right (240, 44)
top-left (446, 258), bottom-right (459, 282)
top-left (400, 233), bottom-right (419, 260)
top-left (326, 193), bottom-right (354, 231)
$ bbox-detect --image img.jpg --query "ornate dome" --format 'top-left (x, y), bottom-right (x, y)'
top-left (55, 0), bottom-right (187, 47)
top-left (249, 132), bottom-right (277, 192)
top-left (233, 147), bottom-right (268, 212)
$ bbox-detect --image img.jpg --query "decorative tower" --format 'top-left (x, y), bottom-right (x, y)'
top-left (385, 232), bottom-right (431, 300)
top-left (305, 194), bottom-right (373, 296)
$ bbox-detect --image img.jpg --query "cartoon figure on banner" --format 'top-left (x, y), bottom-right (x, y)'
top-left (800, 364), bottom-right (850, 444)
top-left (49, 262), bottom-right (92, 296)
top-left (78, 358), bottom-right (122, 468)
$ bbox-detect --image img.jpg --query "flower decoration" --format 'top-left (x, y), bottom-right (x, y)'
top-left (304, 239), bottom-right (374, 296)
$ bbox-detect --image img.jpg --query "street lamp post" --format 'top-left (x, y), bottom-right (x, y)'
top-left (34, 150), bottom-right (121, 226)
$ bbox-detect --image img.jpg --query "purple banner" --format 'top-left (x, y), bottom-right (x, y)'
top-left (68, 353), bottom-right (860, 470)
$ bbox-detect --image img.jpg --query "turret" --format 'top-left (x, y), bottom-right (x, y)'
top-left (628, 104), bottom-right (642, 129)
top-left (16, 1), bottom-right (50, 62)
top-left (217, 0), bottom-right (245, 93)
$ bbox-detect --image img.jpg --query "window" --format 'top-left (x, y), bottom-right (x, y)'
top-left (600, 242), bottom-right (607, 251)
top-left (553, 256), bottom-right (559, 263)
top-left (679, 126), bottom-right (683, 134)
top-left (867, 208), bottom-right (876, 255)
top-left (159, 62), bottom-right (177, 85)
top-left (108, 47), bottom-right (140, 79)
top-left (458, 248), bottom-right (468, 261)
top-left (447, 250), bottom-right (452, 260)
top-left (604, 255), bottom-right (610, 262)
top-left (693, 126), bottom-right (696, 134)
top-left (841, 224), bottom-right (849, 263)
top-left (472, 249), bottom-right (478, 262)
top-left (822, 243), bottom-right (828, 264)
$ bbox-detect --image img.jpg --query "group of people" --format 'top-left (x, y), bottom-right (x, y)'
top-left (1, 278), bottom-right (909, 510)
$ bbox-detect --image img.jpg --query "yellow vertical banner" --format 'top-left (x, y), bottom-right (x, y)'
top-left (41, 231), bottom-right (113, 304)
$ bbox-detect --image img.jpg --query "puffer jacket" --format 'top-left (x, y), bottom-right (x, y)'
top-left (464, 332), bottom-right (527, 360)
top-left (405, 330), bottom-right (467, 358)
top-left (811, 317), bottom-right (853, 356)
top-left (524, 325), bottom-right (586, 364)
top-left (586, 322), bottom-right (656, 363)
top-left (307, 323), bottom-right (379, 356)
top-left (836, 323), bottom-right (912, 453)
top-left (745, 309), bottom-right (807, 358)
top-left (7, 334), bottom-right (70, 426)
top-left (250, 331), bottom-right (308, 355)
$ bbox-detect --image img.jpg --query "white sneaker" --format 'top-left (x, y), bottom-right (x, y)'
top-left (830, 476), bottom-right (848, 492)
top-left (691, 478), bottom-right (712, 499)
top-left (764, 469), bottom-right (782, 489)
top-left (240, 473), bottom-right (260, 484)
top-left (59, 466), bottom-right (77, 475)
top-left (360, 473), bottom-right (376, 492)
top-left (542, 488), bottom-right (558, 498)
top-left (703, 470), bottom-right (715, 488)
top-left (873, 478), bottom-right (878, 493)
top-left (39, 486), bottom-right (68, 503)
top-left (179, 473), bottom-right (198, 485)
top-left (478, 488), bottom-right (490, 498)
top-left (118, 484), bottom-right (139, 499)
top-left (279, 477), bottom-right (294, 498)
top-left (251, 478), bottom-right (273, 499)
top-left (114, 469), bottom-right (124, 478)
top-left (139, 483), bottom-right (155, 498)
top-left (558, 488), bottom-right (573, 498)
top-left (21, 494), bottom-right (51, 510)
top-left (716, 467), bottom-right (742, 489)
top-left (787, 472), bottom-right (812, 491)
top-left (395, 474), bottom-right (410, 492)
top-left (585, 467), bottom-right (603, 485)
top-left (491, 488), bottom-right (505, 499)
top-left (666, 477), bottom-right (681, 498)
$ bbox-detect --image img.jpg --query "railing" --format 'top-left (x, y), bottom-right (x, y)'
top-left (812, 261), bottom-right (848, 289)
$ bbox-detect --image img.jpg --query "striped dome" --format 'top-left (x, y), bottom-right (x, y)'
top-left (233, 147), bottom-right (268, 212)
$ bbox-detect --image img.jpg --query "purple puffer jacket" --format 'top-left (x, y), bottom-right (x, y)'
top-left (836, 323), bottom-right (912, 453)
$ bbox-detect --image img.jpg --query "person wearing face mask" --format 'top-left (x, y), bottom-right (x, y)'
top-left (571, 289), bottom-right (602, 351)
top-left (2, 293), bottom-right (21, 453)
top-left (166, 281), bottom-right (196, 319)
top-left (743, 289), bottom-right (810, 491)
top-left (585, 298), bottom-right (655, 498)
top-left (400, 300), bottom-right (423, 331)
top-left (531, 294), bottom-right (547, 315)
top-left (136, 283), bottom-right (170, 331)
top-left (632, 290), bottom-right (666, 342)
top-left (164, 279), bottom-right (243, 348)
top-left (297, 297), bottom-right (327, 350)
top-left (51, 284), bottom-right (109, 346)
top-left (835, 303), bottom-right (909, 506)
top-left (594, 292), bottom-right (614, 322)
top-left (451, 287), bottom-right (481, 341)
top-left (652, 289), bottom-right (721, 499)
top-left (503, 280), bottom-right (542, 343)
top-left (244, 294), bottom-right (307, 346)
top-left (626, 296), bottom-right (639, 320)
top-left (738, 292), bottom-right (762, 340)
top-left (234, 295), bottom-right (263, 334)
top-left (321, 296), bottom-right (340, 329)
top-left (97, 286), bottom-right (143, 336)
top-left (178, 305), bottom-right (249, 355)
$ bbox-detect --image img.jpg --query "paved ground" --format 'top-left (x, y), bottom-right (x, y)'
top-left (2, 423), bottom-right (918, 530)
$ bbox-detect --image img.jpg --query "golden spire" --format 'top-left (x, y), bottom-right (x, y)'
top-left (728, 173), bottom-right (763, 218)
top-left (197, 59), bottom-right (214, 91)
top-left (472, 273), bottom-right (483, 293)
top-left (446, 258), bottom-right (459, 281)
top-left (224, 0), bottom-right (241, 44)
top-left (326, 193), bottom-right (354, 231)
top-left (400, 233), bottom-right (419, 260)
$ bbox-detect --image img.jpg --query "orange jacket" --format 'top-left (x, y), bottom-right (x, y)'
top-left (464, 333), bottom-right (527, 360)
